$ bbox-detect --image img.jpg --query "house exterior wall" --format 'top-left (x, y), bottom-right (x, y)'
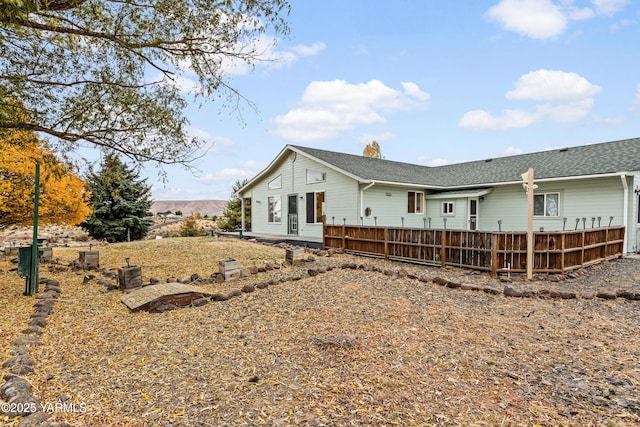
top-left (479, 177), bottom-right (624, 232)
top-left (359, 185), bottom-right (428, 228)
top-left (241, 153), bottom-right (360, 240)
top-left (242, 147), bottom-right (639, 253)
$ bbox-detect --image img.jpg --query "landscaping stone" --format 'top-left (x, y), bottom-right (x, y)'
top-left (210, 293), bottom-right (229, 302)
top-left (241, 284), bottom-right (255, 293)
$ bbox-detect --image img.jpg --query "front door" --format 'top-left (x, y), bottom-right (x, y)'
top-left (468, 198), bottom-right (478, 230)
top-left (288, 194), bottom-right (298, 235)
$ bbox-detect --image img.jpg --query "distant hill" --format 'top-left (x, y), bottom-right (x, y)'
top-left (151, 200), bottom-right (227, 217)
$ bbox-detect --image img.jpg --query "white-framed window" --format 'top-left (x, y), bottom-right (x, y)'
top-left (268, 196), bottom-right (281, 223)
top-left (442, 201), bottom-right (454, 216)
top-left (534, 193), bottom-right (559, 217)
top-left (268, 175), bottom-right (282, 190)
top-left (407, 191), bottom-right (424, 214)
top-left (306, 169), bottom-right (326, 184)
top-left (306, 191), bottom-right (325, 223)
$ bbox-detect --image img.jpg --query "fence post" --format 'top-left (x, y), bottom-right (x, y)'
top-left (322, 215), bottom-right (326, 249)
top-left (491, 233), bottom-right (498, 277)
top-left (342, 222), bottom-right (346, 250)
top-left (440, 230), bottom-right (447, 268)
top-left (560, 232), bottom-right (565, 273)
top-left (384, 227), bottom-right (389, 260)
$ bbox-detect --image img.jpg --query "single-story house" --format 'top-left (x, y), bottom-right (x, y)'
top-left (237, 138), bottom-right (640, 253)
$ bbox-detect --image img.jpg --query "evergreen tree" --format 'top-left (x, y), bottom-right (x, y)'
top-left (81, 153), bottom-right (152, 242)
top-left (217, 179), bottom-right (250, 232)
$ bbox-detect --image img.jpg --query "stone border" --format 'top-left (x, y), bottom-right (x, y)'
top-left (1, 277), bottom-right (70, 427)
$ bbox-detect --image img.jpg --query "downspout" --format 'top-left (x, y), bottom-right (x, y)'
top-left (239, 192), bottom-right (245, 236)
top-left (360, 181), bottom-right (375, 219)
top-left (621, 174), bottom-right (628, 253)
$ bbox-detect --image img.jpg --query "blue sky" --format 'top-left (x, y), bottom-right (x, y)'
top-left (146, 0), bottom-right (640, 201)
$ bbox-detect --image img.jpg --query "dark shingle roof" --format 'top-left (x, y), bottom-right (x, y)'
top-left (291, 137), bottom-right (640, 188)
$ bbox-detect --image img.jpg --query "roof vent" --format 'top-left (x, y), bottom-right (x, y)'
top-left (485, 158), bottom-right (492, 162)
top-left (559, 147), bottom-right (568, 152)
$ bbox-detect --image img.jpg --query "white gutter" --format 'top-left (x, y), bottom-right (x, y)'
top-left (360, 181), bottom-right (376, 218)
top-left (621, 174), bottom-right (629, 253)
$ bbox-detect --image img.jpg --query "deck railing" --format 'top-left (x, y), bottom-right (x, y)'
top-left (322, 224), bottom-right (625, 275)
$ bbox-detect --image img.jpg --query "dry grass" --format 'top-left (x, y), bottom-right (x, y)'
top-left (1, 236), bottom-right (639, 426)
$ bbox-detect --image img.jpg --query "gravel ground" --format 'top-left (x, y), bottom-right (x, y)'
top-left (2, 239), bottom-right (639, 426)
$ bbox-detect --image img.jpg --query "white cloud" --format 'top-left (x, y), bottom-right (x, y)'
top-left (290, 42), bottom-right (326, 56)
top-left (238, 160), bottom-right (266, 169)
top-left (356, 132), bottom-right (397, 145)
top-left (592, 0), bottom-right (629, 16)
top-left (428, 158), bottom-right (450, 167)
top-left (196, 168), bottom-right (253, 183)
top-left (486, 0), bottom-right (629, 39)
top-left (460, 69), bottom-right (600, 130)
top-left (486, 0), bottom-right (567, 39)
top-left (634, 83), bottom-right (640, 104)
top-left (271, 80), bottom-right (430, 142)
top-left (506, 69), bottom-right (601, 101)
top-left (504, 146), bottom-right (522, 155)
top-left (459, 109), bottom-right (540, 130)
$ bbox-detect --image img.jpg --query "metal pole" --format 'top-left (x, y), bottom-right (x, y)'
top-left (28, 163), bottom-right (40, 295)
top-left (526, 168), bottom-right (534, 280)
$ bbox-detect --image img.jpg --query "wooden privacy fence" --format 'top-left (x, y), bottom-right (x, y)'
top-left (323, 224), bottom-right (625, 275)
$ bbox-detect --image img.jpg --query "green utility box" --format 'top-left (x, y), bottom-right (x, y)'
top-left (18, 245), bottom-right (43, 295)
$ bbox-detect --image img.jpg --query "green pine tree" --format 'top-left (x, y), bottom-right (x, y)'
top-left (217, 179), bottom-right (250, 232)
top-left (81, 153), bottom-right (153, 242)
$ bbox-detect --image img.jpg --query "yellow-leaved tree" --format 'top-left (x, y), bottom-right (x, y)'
top-left (363, 141), bottom-right (382, 159)
top-left (0, 129), bottom-right (91, 226)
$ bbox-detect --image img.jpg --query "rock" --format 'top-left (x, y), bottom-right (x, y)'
top-left (191, 297), bottom-right (209, 307)
top-left (148, 301), bottom-right (178, 313)
top-left (29, 317), bottom-right (47, 328)
top-left (460, 284), bottom-right (483, 291)
top-left (22, 326), bottom-right (43, 336)
top-left (445, 281), bottom-right (461, 289)
top-left (256, 282), bottom-right (269, 289)
top-left (264, 263), bottom-right (274, 271)
top-left (307, 269), bottom-right (319, 277)
top-left (2, 355), bottom-right (35, 369)
top-left (10, 336), bottom-right (42, 347)
top-left (177, 276), bottom-right (192, 284)
top-left (215, 274), bottom-right (225, 284)
top-left (44, 285), bottom-right (62, 294)
top-left (504, 286), bottom-right (523, 297)
top-left (228, 289), bottom-right (242, 297)
top-left (499, 277), bottom-right (512, 283)
top-left (166, 277), bottom-right (177, 283)
top-left (482, 286), bottom-right (501, 295)
top-left (240, 268), bottom-right (251, 278)
top-left (616, 290), bottom-right (640, 300)
top-left (248, 265), bottom-right (259, 274)
top-left (258, 266), bottom-right (267, 273)
top-left (15, 411), bottom-right (52, 427)
top-left (595, 291), bottom-right (617, 300)
top-left (433, 277), bottom-right (448, 286)
top-left (241, 284), bottom-right (255, 293)
top-left (306, 255), bottom-right (315, 262)
top-left (548, 274), bottom-right (564, 282)
top-left (36, 290), bottom-right (59, 300)
top-left (149, 277), bottom-right (161, 285)
top-left (210, 293), bottom-right (229, 302)
top-left (397, 269), bottom-right (408, 278)
top-left (190, 273), bottom-right (201, 282)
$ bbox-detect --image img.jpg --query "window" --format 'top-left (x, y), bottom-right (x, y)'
top-left (306, 169), bottom-right (326, 184)
top-left (534, 193), bottom-right (559, 217)
top-left (442, 202), bottom-right (454, 215)
top-left (637, 194), bottom-right (640, 224)
top-left (306, 191), bottom-right (325, 223)
top-left (268, 196), bottom-right (281, 223)
top-left (268, 175), bottom-right (282, 190)
top-left (407, 191), bottom-right (424, 214)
